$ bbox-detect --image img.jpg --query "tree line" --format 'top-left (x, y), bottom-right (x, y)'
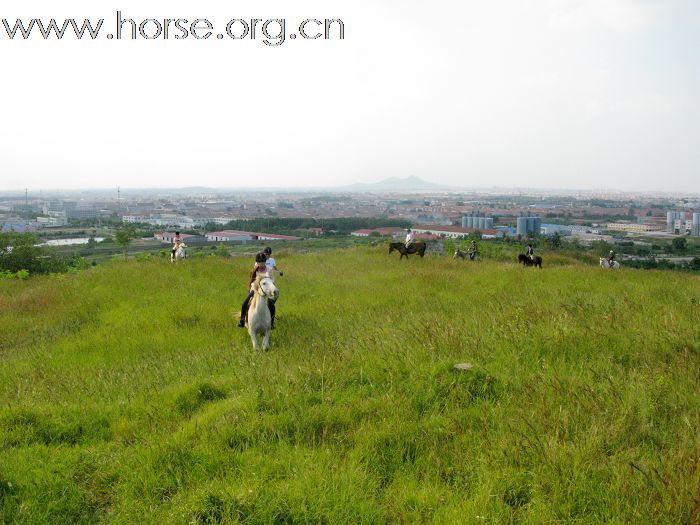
top-left (0, 232), bottom-right (90, 277)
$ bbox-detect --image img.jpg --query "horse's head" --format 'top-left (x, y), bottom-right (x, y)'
top-left (389, 244), bottom-right (396, 254)
top-left (255, 275), bottom-right (279, 300)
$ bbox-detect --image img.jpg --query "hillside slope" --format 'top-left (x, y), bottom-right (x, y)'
top-left (1, 248), bottom-right (699, 524)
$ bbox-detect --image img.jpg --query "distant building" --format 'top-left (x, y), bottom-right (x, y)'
top-left (540, 223), bottom-right (571, 236)
top-left (350, 229), bottom-right (373, 237)
top-left (67, 206), bottom-right (99, 220)
top-left (123, 215), bottom-right (148, 224)
top-left (461, 213), bottom-right (493, 230)
top-left (36, 216), bottom-right (68, 228)
top-left (606, 222), bottom-right (658, 233)
top-left (667, 211), bottom-right (682, 232)
top-left (665, 211), bottom-right (699, 234)
top-left (350, 227), bottom-right (405, 238)
top-left (411, 224), bottom-right (501, 238)
top-left (125, 215), bottom-right (224, 228)
top-left (154, 232), bottom-right (196, 243)
top-left (1, 221), bottom-right (36, 232)
top-left (205, 230), bottom-right (301, 242)
top-left (516, 214), bottom-right (541, 236)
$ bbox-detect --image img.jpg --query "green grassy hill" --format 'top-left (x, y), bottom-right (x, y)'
top-left (1, 247), bottom-right (698, 524)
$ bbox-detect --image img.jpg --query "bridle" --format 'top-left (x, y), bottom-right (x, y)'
top-left (256, 277), bottom-right (277, 300)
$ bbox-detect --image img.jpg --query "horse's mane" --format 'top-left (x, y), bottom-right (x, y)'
top-left (255, 272), bottom-right (271, 284)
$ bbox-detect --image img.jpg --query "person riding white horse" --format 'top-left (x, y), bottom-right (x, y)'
top-left (238, 252), bottom-right (276, 328)
top-left (608, 250), bottom-right (616, 267)
top-left (245, 272), bottom-right (279, 352)
top-left (171, 232), bottom-right (187, 262)
top-left (171, 232), bottom-right (183, 259)
top-left (171, 242), bottom-right (187, 262)
top-left (600, 254), bottom-right (620, 269)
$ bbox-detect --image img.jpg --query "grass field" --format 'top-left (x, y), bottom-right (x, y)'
top-left (1, 247), bottom-right (698, 524)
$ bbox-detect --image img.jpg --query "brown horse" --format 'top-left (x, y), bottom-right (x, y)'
top-left (517, 253), bottom-right (543, 269)
top-left (389, 241), bottom-right (426, 260)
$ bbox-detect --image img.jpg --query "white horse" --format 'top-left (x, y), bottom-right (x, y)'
top-left (600, 258), bottom-right (620, 270)
top-left (171, 243), bottom-right (187, 263)
top-left (245, 275), bottom-right (279, 352)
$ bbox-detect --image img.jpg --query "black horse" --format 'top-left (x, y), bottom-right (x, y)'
top-left (517, 253), bottom-right (543, 269)
top-left (389, 242), bottom-right (426, 260)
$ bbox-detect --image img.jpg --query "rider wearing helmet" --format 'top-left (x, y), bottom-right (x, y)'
top-left (405, 228), bottom-right (414, 249)
top-left (262, 246), bottom-right (283, 280)
top-left (238, 252), bottom-right (275, 328)
top-left (608, 250), bottom-right (616, 267)
top-left (526, 243), bottom-right (535, 261)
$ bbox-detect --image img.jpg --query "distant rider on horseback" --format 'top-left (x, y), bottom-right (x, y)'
top-left (469, 240), bottom-right (477, 260)
top-left (526, 243), bottom-right (535, 262)
top-left (405, 228), bottom-right (414, 249)
top-left (172, 232), bottom-right (183, 259)
top-left (607, 250), bottom-right (616, 267)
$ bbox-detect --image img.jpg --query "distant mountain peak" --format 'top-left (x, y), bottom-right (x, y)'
top-left (343, 176), bottom-right (445, 191)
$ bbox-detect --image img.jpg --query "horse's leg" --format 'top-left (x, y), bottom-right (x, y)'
top-left (263, 329), bottom-right (270, 351)
top-left (249, 330), bottom-right (259, 352)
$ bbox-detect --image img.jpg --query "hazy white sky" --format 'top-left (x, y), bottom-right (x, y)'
top-left (0, 0), bottom-right (698, 192)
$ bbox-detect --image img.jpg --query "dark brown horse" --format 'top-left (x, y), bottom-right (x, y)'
top-left (389, 242), bottom-right (426, 260)
top-left (517, 253), bottom-right (542, 269)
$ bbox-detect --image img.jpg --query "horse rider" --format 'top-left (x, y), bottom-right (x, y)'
top-left (469, 240), bottom-right (477, 260)
top-left (172, 231), bottom-right (183, 259)
top-left (607, 250), bottom-right (616, 267)
top-left (238, 252), bottom-right (276, 329)
top-left (405, 228), bottom-right (414, 249)
top-left (526, 243), bottom-right (535, 261)
top-left (263, 246), bottom-right (283, 280)
top-left (262, 246), bottom-right (282, 326)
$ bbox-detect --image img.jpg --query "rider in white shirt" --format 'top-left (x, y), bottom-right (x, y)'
top-left (405, 229), bottom-right (414, 248)
top-left (263, 246), bottom-right (283, 281)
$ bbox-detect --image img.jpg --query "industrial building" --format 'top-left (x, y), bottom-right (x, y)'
top-left (666, 211), bottom-right (700, 236)
top-left (411, 225), bottom-right (502, 239)
top-left (606, 222), bottom-right (658, 233)
top-left (461, 213), bottom-right (494, 230)
top-left (516, 213), bottom-right (541, 236)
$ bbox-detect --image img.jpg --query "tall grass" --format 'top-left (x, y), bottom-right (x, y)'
top-left (1, 246), bottom-right (698, 524)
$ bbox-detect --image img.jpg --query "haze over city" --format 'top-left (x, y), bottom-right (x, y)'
top-left (1, 0), bottom-right (698, 193)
